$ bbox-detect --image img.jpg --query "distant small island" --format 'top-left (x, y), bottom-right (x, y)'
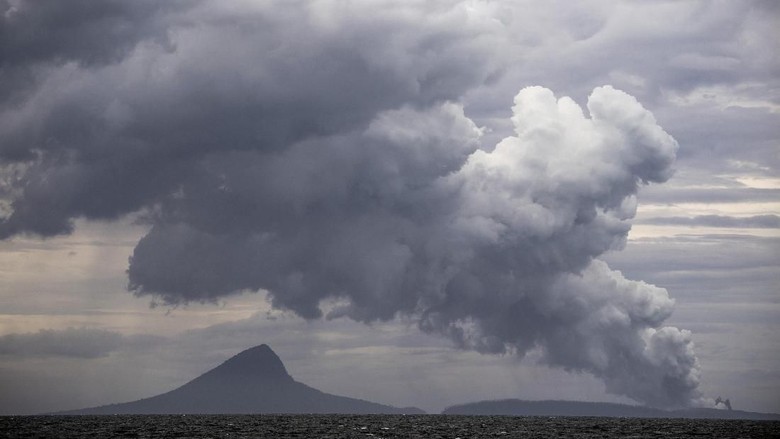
top-left (442, 399), bottom-right (780, 421)
top-left (57, 344), bottom-right (423, 415)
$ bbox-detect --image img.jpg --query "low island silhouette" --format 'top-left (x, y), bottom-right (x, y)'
top-left (443, 399), bottom-right (780, 421)
top-left (57, 344), bottom-right (779, 420)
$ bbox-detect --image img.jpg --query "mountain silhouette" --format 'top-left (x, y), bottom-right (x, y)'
top-left (59, 345), bottom-right (424, 415)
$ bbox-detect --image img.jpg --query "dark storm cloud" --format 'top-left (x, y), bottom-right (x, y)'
top-left (0, 0), bottom-right (500, 236)
top-left (0, 327), bottom-right (163, 358)
top-left (0, 0), bottom-right (187, 109)
top-left (1, 1), bottom-right (705, 408)
top-left (640, 214), bottom-right (780, 228)
top-left (0, 0), bottom-right (180, 68)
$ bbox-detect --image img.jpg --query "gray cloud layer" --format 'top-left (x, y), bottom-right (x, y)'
top-left (640, 215), bottom-right (780, 229)
top-left (0, 1), bottom-right (708, 408)
top-left (0, 327), bottom-right (161, 359)
top-left (638, 187), bottom-right (780, 204)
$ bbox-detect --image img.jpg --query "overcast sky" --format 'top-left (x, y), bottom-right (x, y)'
top-left (0, 0), bottom-right (778, 415)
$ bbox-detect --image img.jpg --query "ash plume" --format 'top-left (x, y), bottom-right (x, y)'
top-left (715, 397), bottom-right (732, 410)
top-left (0, 0), bottom-right (702, 408)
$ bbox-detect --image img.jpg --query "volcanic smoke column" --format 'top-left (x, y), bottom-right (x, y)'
top-left (123, 86), bottom-right (700, 408)
top-left (421, 86), bottom-right (701, 408)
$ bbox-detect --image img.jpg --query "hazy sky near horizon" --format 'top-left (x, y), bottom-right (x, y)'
top-left (0, 0), bottom-right (778, 415)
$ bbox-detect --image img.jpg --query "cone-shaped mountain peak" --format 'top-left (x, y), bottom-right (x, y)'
top-left (207, 344), bottom-right (291, 381)
top-left (58, 344), bottom-right (425, 415)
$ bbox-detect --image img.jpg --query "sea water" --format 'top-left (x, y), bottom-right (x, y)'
top-left (1, 414), bottom-right (778, 438)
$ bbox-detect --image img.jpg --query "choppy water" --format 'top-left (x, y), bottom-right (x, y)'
top-left (1, 414), bottom-right (778, 438)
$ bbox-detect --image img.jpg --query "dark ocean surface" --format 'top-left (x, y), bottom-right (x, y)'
top-left (2, 414), bottom-right (779, 438)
